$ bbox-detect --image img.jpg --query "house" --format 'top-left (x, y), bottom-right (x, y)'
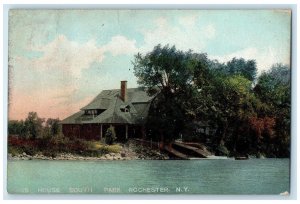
top-left (60, 81), bottom-right (156, 141)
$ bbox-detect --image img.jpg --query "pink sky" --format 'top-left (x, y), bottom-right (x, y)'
top-left (8, 86), bottom-right (94, 121)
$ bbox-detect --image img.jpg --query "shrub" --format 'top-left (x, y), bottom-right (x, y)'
top-left (105, 126), bottom-right (117, 145)
top-left (8, 146), bottom-right (23, 156)
top-left (101, 144), bottom-right (122, 153)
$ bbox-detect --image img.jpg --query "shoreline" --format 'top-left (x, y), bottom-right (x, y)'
top-left (8, 139), bottom-right (170, 161)
top-left (7, 153), bottom-right (289, 161)
top-left (8, 151), bottom-right (170, 161)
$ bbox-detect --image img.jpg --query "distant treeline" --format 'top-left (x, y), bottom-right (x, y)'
top-left (8, 112), bottom-right (113, 157)
top-left (8, 112), bottom-right (61, 139)
top-left (133, 44), bottom-right (290, 158)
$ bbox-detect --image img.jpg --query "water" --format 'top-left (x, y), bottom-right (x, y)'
top-left (7, 159), bottom-right (290, 194)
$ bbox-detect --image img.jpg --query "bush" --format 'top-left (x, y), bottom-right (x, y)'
top-left (8, 146), bottom-right (23, 156)
top-left (105, 126), bottom-right (117, 145)
top-left (101, 144), bottom-right (122, 153)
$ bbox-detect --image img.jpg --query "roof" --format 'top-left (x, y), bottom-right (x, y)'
top-left (61, 87), bottom-right (156, 125)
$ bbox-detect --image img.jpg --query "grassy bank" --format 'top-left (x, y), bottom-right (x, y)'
top-left (8, 135), bottom-right (122, 158)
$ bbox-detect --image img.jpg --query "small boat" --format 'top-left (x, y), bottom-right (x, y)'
top-left (235, 156), bottom-right (248, 160)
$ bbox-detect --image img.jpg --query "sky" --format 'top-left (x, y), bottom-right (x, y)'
top-left (8, 10), bottom-right (291, 120)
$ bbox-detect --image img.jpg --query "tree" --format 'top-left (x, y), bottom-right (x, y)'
top-left (23, 112), bottom-right (45, 139)
top-left (254, 63), bottom-right (290, 106)
top-left (204, 74), bottom-right (258, 154)
top-left (133, 44), bottom-right (290, 157)
top-left (45, 118), bottom-right (61, 136)
top-left (133, 44), bottom-right (210, 142)
top-left (225, 57), bottom-right (257, 82)
top-left (254, 64), bottom-right (290, 157)
top-left (8, 120), bottom-right (25, 136)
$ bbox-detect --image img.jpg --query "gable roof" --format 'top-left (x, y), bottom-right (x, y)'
top-left (61, 87), bottom-right (156, 125)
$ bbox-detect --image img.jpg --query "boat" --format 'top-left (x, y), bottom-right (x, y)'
top-left (235, 156), bottom-right (249, 160)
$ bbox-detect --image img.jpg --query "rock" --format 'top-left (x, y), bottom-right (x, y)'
top-left (121, 152), bottom-right (126, 157)
top-left (22, 152), bottom-right (27, 156)
top-left (280, 191), bottom-right (289, 196)
top-left (106, 155), bottom-right (113, 160)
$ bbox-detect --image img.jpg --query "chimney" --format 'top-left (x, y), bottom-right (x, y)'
top-left (120, 81), bottom-right (127, 102)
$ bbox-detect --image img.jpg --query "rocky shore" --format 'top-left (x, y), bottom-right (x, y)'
top-left (9, 152), bottom-right (132, 161)
top-left (8, 152), bottom-right (169, 161)
top-left (8, 140), bottom-right (170, 161)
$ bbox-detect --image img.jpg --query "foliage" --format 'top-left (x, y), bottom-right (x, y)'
top-left (45, 118), bottom-right (61, 137)
top-left (133, 44), bottom-right (290, 158)
top-left (8, 135), bottom-right (121, 157)
top-left (225, 57), bottom-right (257, 81)
top-left (8, 112), bottom-right (62, 140)
top-left (8, 112), bottom-right (123, 157)
top-left (23, 112), bottom-right (45, 139)
top-left (133, 44), bottom-right (210, 142)
top-left (105, 125), bottom-right (117, 145)
top-left (253, 64), bottom-right (291, 157)
top-left (101, 144), bottom-right (122, 153)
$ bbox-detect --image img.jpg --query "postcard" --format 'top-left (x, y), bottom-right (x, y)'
top-left (7, 9), bottom-right (291, 195)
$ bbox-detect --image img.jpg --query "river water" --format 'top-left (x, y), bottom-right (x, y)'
top-left (7, 159), bottom-right (289, 195)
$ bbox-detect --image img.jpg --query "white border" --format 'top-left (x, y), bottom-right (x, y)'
top-left (1, 0), bottom-right (299, 202)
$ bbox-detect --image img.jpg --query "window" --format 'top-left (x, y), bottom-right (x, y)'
top-left (120, 105), bottom-right (130, 113)
top-left (85, 109), bottom-right (105, 116)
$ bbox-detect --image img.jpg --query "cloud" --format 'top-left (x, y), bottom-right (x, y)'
top-left (202, 24), bottom-right (216, 39)
top-left (17, 34), bottom-right (138, 78)
top-left (9, 34), bottom-right (138, 120)
top-left (21, 35), bottom-right (105, 77)
top-left (102, 35), bottom-right (138, 56)
top-left (178, 15), bottom-right (198, 27)
top-left (139, 16), bottom-right (217, 53)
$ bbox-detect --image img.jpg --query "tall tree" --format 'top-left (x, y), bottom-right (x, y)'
top-left (133, 44), bottom-right (210, 142)
top-left (254, 64), bottom-right (290, 157)
top-left (24, 112), bottom-right (45, 139)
